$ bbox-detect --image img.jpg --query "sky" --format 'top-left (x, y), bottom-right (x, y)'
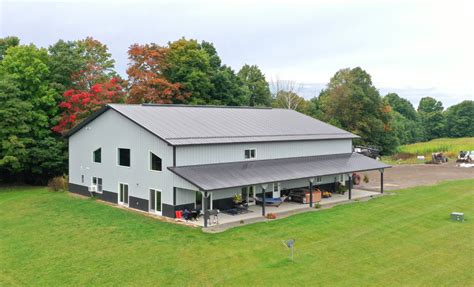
top-left (1, 0), bottom-right (472, 107)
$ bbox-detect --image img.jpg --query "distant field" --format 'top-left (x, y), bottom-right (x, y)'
top-left (1, 180), bottom-right (473, 286)
top-left (384, 137), bottom-right (474, 164)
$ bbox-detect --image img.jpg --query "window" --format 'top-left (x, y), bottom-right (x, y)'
top-left (81, 175), bottom-right (84, 183)
top-left (316, 176), bottom-right (322, 183)
top-left (118, 148), bottom-right (130, 167)
top-left (92, 177), bottom-right (103, 192)
top-left (244, 149), bottom-right (256, 159)
top-left (339, 175), bottom-right (344, 182)
top-left (273, 182), bottom-right (280, 192)
top-left (93, 148), bottom-right (101, 163)
top-left (150, 152), bottom-right (162, 171)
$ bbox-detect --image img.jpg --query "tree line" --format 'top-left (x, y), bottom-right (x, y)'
top-left (289, 68), bottom-right (473, 154)
top-left (0, 36), bottom-right (472, 184)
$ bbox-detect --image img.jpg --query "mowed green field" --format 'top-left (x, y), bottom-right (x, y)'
top-left (1, 180), bottom-right (473, 286)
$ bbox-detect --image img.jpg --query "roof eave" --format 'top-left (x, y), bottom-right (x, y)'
top-left (64, 104), bottom-right (176, 146)
top-left (63, 105), bottom-right (110, 138)
top-left (169, 135), bottom-right (360, 146)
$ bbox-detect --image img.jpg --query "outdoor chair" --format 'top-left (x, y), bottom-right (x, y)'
top-left (235, 201), bottom-right (249, 211)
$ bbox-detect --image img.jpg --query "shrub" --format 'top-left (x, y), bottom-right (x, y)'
top-left (337, 184), bottom-right (347, 194)
top-left (233, 193), bottom-right (242, 204)
top-left (363, 174), bottom-right (370, 183)
top-left (48, 175), bottom-right (68, 192)
top-left (314, 203), bottom-right (321, 209)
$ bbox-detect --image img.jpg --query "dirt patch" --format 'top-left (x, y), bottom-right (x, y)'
top-left (356, 161), bottom-right (474, 191)
top-left (391, 152), bottom-right (415, 160)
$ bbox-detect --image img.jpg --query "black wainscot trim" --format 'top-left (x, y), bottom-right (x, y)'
top-left (99, 190), bottom-right (117, 203)
top-left (68, 183), bottom-right (90, 197)
top-left (129, 196), bottom-right (149, 212)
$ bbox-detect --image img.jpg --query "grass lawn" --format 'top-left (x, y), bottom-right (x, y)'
top-left (383, 137), bottom-right (474, 164)
top-left (1, 180), bottom-right (473, 286)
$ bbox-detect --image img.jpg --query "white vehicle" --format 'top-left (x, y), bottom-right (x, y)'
top-left (457, 151), bottom-right (474, 163)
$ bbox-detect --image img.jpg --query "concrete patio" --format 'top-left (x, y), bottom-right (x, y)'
top-left (177, 189), bottom-right (382, 230)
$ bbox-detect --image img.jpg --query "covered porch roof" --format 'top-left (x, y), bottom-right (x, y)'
top-left (169, 153), bottom-right (391, 191)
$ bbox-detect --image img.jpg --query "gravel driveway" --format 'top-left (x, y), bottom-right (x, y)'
top-left (357, 161), bottom-right (474, 191)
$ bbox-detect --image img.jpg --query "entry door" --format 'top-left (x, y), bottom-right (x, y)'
top-left (272, 183), bottom-right (281, 198)
top-left (118, 183), bottom-right (129, 205)
top-left (196, 191), bottom-right (212, 210)
top-left (242, 186), bottom-right (256, 205)
top-left (149, 189), bottom-right (162, 215)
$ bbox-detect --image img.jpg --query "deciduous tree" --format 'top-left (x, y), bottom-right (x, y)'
top-left (271, 79), bottom-right (304, 110)
top-left (163, 38), bottom-right (215, 104)
top-left (0, 44), bottom-right (66, 183)
top-left (53, 78), bottom-right (126, 133)
top-left (385, 93), bottom-right (417, 120)
top-left (0, 36), bottom-right (19, 60)
top-left (418, 97), bottom-right (446, 140)
top-left (237, 64), bottom-right (271, 106)
top-left (126, 43), bottom-right (185, 104)
top-left (444, 100), bottom-right (474, 138)
top-left (73, 37), bottom-right (117, 90)
top-left (319, 67), bottom-right (398, 154)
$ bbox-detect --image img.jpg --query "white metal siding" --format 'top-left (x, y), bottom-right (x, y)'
top-left (69, 109), bottom-right (197, 205)
top-left (175, 188), bottom-right (197, 205)
top-left (176, 139), bottom-right (352, 166)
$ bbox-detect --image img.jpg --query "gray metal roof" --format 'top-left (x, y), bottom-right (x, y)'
top-left (169, 153), bottom-right (391, 191)
top-left (87, 104), bottom-right (357, 145)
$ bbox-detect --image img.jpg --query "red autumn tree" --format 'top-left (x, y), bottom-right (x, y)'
top-left (126, 43), bottom-right (187, 104)
top-left (53, 78), bottom-right (126, 133)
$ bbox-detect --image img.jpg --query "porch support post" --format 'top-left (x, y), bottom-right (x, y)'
top-left (348, 174), bottom-right (352, 200)
top-left (309, 178), bottom-right (315, 207)
top-left (202, 191), bottom-right (208, 228)
top-left (261, 184), bottom-right (268, 216)
top-left (380, 169), bottom-right (384, 194)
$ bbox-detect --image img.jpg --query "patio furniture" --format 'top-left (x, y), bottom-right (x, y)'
top-left (289, 189), bottom-right (306, 203)
top-left (235, 201), bottom-right (249, 211)
top-left (182, 209), bottom-right (200, 221)
top-left (305, 190), bottom-right (321, 203)
top-left (209, 209), bottom-right (219, 225)
top-left (289, 189), bottom-right (321, 203)
top-left (221, 207), bottom-right (252, 216)
top-left (255, 196), bottom-right (285, 207)
top-left (190, 210), bottom-right (200, 220)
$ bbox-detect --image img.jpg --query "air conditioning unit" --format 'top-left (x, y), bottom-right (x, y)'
top-left (88, 185), bottom-right (97, 193)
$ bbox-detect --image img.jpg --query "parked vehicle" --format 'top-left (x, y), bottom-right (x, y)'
top-left (456, 151), bottom-right (473, 163)
top-left (429, 152), bottom-right (448, 164)
top-left (354, 146), bottom-right (380, 159)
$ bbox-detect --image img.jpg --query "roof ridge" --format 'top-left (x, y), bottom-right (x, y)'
top-left (166, 132), bottom-right (352, 140)
top-left (140, 103), bottom-right (272, 109)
